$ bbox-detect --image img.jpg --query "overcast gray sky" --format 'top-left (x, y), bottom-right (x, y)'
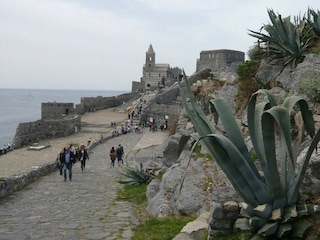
top-left (0, 0), bottom-right (318, 91)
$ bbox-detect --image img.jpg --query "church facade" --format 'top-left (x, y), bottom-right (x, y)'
top-left (140, 44), bottom-right (182, 90)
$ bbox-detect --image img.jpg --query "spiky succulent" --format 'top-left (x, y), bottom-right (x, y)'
top-left (118, 162), bottom-right (156, 185)
top-left (248, 9), bottom-right (313, 66)
top-left (179, 75), bottom-right (320, 239)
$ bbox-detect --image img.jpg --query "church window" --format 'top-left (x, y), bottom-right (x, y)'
top-left (149, 64), bottom-right (151, 67)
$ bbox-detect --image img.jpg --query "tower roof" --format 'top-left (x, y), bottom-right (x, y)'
top-left (147, 44), bottom-right (155, 54)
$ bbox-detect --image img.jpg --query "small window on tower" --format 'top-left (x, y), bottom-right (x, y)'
top-left (149, 64), bottom-right (151, 67)
top-left (149, 57), bottom-right (152, 61)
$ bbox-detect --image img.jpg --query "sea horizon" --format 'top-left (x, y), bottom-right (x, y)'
top-left (0, 88), bottom-right (130, 148)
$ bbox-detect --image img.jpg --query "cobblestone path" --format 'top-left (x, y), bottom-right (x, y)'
top-left (0, 132), bottom-right (144, 240)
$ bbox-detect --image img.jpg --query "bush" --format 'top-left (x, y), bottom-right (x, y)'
top-left (299, 70), bottom-right (320, 102)
top-left (235, 60), bottom-right (262, 114)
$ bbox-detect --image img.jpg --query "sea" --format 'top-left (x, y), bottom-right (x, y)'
top-left (0, 88), bottom-right (129, 148)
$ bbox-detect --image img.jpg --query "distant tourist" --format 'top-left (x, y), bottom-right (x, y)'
top-left (116, 144), bottom-right (124, 166)
top-left (100, 134), bottom-right (104, 143)
top-left (109, 146), bottom-right (116, 168)
top-left (78, 144), bottom-right (89, 172)
top-left (62, 145), bottom-right (76, 181)
top-left (56, 147), bottom-right (65, 175)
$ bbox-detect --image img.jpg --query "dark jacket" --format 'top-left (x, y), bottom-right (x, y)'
top-left (79, 149), bottom-right (89, 161)
top-left (61, 151), bottom-right (76, 164)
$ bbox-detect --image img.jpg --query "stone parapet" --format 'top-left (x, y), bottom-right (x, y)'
top-left (0, 162), bottom-right (57, 199)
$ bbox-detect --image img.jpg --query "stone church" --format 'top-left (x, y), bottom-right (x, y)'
top-left (140, 44), bottom-right (182, 90)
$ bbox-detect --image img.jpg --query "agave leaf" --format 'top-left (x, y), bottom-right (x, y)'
top-left (118, 166), bottom-right (153, 185)
top-left (290, 218), bottom-right (311, 238)
top-left (262, 107), bottom-right (293, 208)
top-left (178, 134), bottom-right (191, 157)
top-left (296, 203), bottom-right (308, 217)
top-left (283, 204), bottom-right (297, 223)
top-left (257, 221), bottom-right (279, 237)
top-left (278, 97), bottom-right (314, 192)
top-left (252, 203), bottom-right (273, 219)
top-left (250, 235), bottom-right (265, 240)
top-left (210, 98), bottom-right (260, 178)
top-left (249, 216), bottom-right (268, 229)
top-left (282, 95), bottom-right (315, 138)
top-left (196, 133), bottom-right (272, 206)
top-left (248, 90), bottom-right (277, 181)
top-left (118, 178), bottom-right (141, 185)
top-left (288, 129), bottom-right (320, 205)
top-left (179, 133), bottom-right (200, 191)
top-left (276, 223), bottom-right (292, 238)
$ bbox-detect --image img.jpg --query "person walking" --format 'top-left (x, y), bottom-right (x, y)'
top-left (78, 144), bottom-right (89, 172)
top-left (109, 146), bottom-right (116, 168)
top-left (62, 145), bottom-right (75, 181)
top-left (57, 147), bottom-right (65, 175)
top-left (116, 144), bottom-right (124, 166)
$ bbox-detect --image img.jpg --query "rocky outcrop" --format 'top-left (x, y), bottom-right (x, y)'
top-left (159, 53), bottom-right (320, 239)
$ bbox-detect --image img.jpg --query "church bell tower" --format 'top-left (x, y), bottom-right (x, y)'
top-left (145, 44), bottom-right (155, 71)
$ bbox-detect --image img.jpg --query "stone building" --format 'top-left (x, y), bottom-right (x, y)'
top-left (41, 102), bottom-right (75, 119)
top-left (196, 49), bottom-right (245, 72)
top-left (13, 102), bottom-right (80, 148)
top-left (140, 44), bottom-right (182, 91)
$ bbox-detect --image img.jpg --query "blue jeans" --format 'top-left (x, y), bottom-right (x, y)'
top-left (63, 162), bottom-right (72, 180)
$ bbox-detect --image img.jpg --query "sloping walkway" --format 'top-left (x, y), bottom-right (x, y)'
top-left (0, 132), bottom-right (145, 240)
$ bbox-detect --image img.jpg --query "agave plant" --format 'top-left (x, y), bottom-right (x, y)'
top-left (307, 8), bottom-right (320, 37)
top-left (248, 9), bottom-right (313, 66)
top-left (180, 76), bottom-right (320, 239)
top-left (118, 162), bottom-right (156, 185)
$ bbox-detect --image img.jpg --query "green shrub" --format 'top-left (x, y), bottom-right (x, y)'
top-left (247, 44), bottom-right (264, 61)
top-left (235, 60), bottom-right (262, 114)
top-left (299, 70), bottom-right (320, 102)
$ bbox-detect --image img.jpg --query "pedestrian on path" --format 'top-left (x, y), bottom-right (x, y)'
top-left (62, 145), bottom-right (76, 181)
top-left (116, 144), bottom-right (124, 166)
top-left (78, 144), bottom-right (89, 172)
top-left (56, 147), bottom-right (65, 175)
top-left (109, 146), bottom-right (116, 167)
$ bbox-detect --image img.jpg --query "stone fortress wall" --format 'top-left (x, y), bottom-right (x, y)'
top-left (196, 49), bottom-right (245, 72)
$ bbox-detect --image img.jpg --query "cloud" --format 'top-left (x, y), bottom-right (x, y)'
top-left (0, 0), bottom-right (319, 90)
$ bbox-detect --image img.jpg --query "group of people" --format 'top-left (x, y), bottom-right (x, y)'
top-left (0, 142), bottom-right (13, 155)
top-left (56, 144), bottom-right (89, 181)
top-left (109, 144), bottom-right (124, 167)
